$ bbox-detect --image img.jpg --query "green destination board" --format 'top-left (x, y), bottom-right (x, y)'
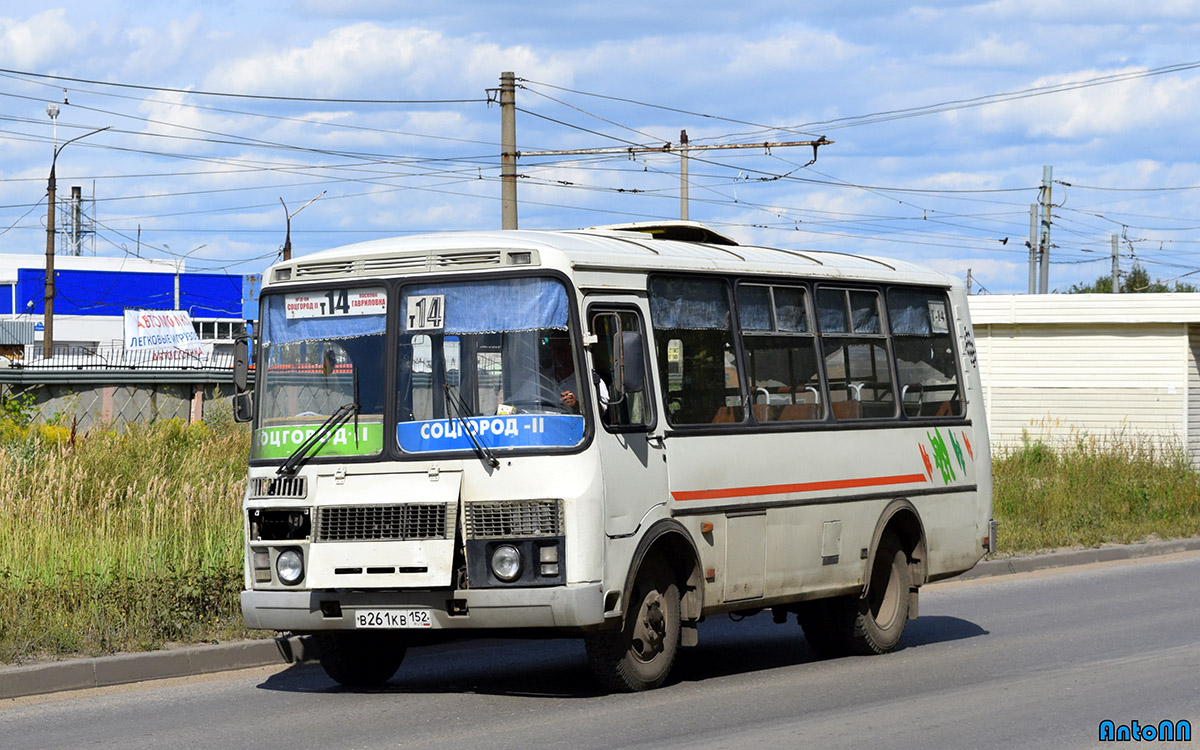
top-left (252, 422), bottom-right (383, 459)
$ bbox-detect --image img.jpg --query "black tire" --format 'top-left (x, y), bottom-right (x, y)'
top-left (796, 597), bottom-right (854, 659)
top-left (847, 532), bottom-right (911, 655)
top-left (798, 531), bottom-right (911, 657)
top-left (585, 559), bottom-right (681, 692)
top-left (313, 632), bottom-right (407, 687)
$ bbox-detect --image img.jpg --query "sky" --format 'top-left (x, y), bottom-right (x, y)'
top-left (2, 1), bottom-right (1200, 294)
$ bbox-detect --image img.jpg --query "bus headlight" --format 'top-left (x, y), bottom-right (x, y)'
top-left (490, 544), bottom-right (522, 582)
top-left (276, 548), bottom-right (304, 585)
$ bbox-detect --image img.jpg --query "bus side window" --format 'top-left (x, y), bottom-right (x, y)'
top-left (817, 287), bottom-right (896, 420)
top-left (736, 283), bottom-right (823, 423)
top-left (649, 277), bottom-right (744, 426)
top-left (887, 288), bottom-right (963, 417)
top-left (590, 309), bottom-right (652, 429)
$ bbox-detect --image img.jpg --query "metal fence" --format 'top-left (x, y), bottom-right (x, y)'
top-left (4, 344), bottom-right (235, 371)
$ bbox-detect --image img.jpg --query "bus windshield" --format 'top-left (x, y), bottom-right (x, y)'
top-left (396, 276), bottom-right (586, 455)
top-left (253, 287), bottom-right (387, 460)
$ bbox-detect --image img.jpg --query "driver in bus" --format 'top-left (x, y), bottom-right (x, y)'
top-left (547, 334), bottom-right (609, 414)
top-left (546, 334), bottom-right (581, 411)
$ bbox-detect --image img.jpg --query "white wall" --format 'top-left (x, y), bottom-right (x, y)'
top-left (967, 294), bottom-right (1200, 455)
top-left (973, 320), bottom-right (1186, 447)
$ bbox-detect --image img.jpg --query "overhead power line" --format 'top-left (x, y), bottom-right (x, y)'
top-left (0, 67), bottom-right (486, 104)
top-left (526, 59), bottom-right (1200, 136)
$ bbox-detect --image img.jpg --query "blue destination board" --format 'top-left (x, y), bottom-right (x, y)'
top-left (397, 414), bottom-right (584, 453)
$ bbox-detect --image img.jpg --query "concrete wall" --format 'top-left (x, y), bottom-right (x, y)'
top-left (0, 376), bottom-right (236, 431)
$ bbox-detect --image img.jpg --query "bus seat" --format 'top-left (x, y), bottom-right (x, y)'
top-left (832, 401), bottom-right (861, 420)
top-left (752, 403), bottom-right (773, 423)
top-left (778, 403), bottom-right (818, 421)
top-left (712, 406), bottom-right (739, 423)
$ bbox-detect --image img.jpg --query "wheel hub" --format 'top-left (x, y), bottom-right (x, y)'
top-left (631, 590), bottom-right (665, 660)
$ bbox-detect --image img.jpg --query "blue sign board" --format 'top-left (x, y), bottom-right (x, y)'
top-left (397, 414), bottom-right (584, 453)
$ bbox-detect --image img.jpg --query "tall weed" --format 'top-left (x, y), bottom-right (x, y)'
top-left (0, 418), bottom-right (251, 662)
top-left (993, 431), bottom-right (1200, 552)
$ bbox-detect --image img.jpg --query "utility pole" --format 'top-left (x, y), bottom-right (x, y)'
top-left (1027, 204), bottom-right (1037, 294)
top-left (500, 72), bottom-right (518, 230)
top-left (1038, 165), bottom-right (1052, 294)
top-left (44, 122), bottom-right (110, 359)
top-left (967, 268), bottom-right (973, 295)
top-left (679, 129), bottom-right (689, 221)
top-left (499, 72), bottom-right (830, 227)
top-left (1111, 234), bottom-right (1120, 293)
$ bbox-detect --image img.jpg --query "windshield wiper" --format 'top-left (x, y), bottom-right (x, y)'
top-left (276, 401), bottom-right (357, 476)
top-left (443, 383), bottom-right (499, 468)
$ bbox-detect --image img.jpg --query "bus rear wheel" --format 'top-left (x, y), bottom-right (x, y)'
top-left (848, 533), bottom-right (911, 654)
top-left (585, 559), bottom-right (681, 692)
top-left (313, 632), bottom-right (407, 687)
top-left (798, 531), bottom-right (911, 657)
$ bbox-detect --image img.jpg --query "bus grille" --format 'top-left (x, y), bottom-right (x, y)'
top-left (464, 500), bottom-right (562, 539)
top-left (249, 476), bottom-right (308, 499)
top-left (316, 503), bottom-right (452, 542)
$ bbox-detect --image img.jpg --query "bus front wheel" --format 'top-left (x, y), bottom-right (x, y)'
top-left (585, 559), bottom-right (681, 692)
top-left (313, 631), bottom-right (407, 687)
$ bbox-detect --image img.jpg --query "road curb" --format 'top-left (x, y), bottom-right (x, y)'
top-left (947, 536), bottom-right (1200, 581)
top-left (0, 634), bottom-right (314, 701)
top-left (3, 536), bottom-right (1199, 700)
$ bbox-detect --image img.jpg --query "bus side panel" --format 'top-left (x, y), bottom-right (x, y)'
top-left (666, 423), bottom-right (986, 610)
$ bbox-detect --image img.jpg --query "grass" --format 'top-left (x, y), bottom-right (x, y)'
top-left (992, 431), bottom-right (1200, 553)
top-left (0, 414), bottom-right (252, 664)
top-left (0, 416), bottom-right (1197, 665)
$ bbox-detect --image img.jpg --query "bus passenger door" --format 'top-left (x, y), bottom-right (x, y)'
top-left (586, 300), bottom-right (669, 537)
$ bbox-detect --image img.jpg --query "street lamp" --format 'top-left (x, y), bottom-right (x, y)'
top-left (280, 191), bottom-right (325, 261)
top-left (171, 243), bottom-right (207, 310)
top-left (43, 120), bottom-right (110, 359)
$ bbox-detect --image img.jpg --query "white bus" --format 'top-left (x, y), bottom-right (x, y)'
top-left (235, 221), bottom-right (994, 692)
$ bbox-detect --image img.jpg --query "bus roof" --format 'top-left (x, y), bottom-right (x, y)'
top-left (264, 223), bottom-right (958, 289)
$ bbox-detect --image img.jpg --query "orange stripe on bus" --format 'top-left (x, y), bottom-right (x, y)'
top-left (670, 472), bottom-right (929, 502)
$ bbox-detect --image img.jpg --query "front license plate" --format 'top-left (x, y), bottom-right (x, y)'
top-left (353, 609), bottom-right (433, 629)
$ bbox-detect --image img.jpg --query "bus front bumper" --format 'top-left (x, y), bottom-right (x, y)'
top-left (241, 583), bottom-right (606, 632)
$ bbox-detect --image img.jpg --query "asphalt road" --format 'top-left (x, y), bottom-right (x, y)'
top-left (3, 551), bottom-right (1198, 750)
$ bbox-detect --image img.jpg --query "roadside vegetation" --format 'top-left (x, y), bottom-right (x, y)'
top-left (0, 396), bottom-right (1197, 664)
top-left (992, 431), bottom-right (1200, 552)
top-left (0, 394), bottom-right (250, 664)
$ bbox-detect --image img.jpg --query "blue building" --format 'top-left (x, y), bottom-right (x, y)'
top-left (0, 254), bottom-right (256, 357)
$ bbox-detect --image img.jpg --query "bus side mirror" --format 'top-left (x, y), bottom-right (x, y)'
top-left (614, 331), bottom-right (645, 395)
top-left (232, 334), bottom-right (253, 422)
top-left (232, 392), bottom-right (253, 423)
top-left (233, 335), bottom-right (250, 392)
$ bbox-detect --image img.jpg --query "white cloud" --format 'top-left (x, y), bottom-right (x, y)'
top-left (948, 66), bottom-right (1200, 139)
top-left (931, 34), bottom-right (1035, 68)
top-left (205, 23), bottom-right (570, 98)
top-left (0, 9), bottom-right (87, 68)
top-left (725, 27), bottom-right (864, 75)
top-left (971, 0), bottom-right (1200, 22)
top-left (123, 12), bottom-right (205, 76)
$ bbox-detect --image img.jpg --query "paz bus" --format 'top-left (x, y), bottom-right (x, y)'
top-left (233, 221), bottom-right (994, 692)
